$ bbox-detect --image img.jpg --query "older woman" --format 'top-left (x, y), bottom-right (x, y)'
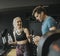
top-left (12, 17), bottom-right (30, 56)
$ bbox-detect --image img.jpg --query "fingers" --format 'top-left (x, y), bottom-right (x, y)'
top-left (33, 36), bottom-right (40, 45)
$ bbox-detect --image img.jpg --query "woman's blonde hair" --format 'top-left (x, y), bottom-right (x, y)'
top-left (13, 17), bottom-right (22, 31)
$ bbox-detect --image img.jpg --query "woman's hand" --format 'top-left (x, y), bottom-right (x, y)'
top-left (27, 34), bottom-right (35, 43)
top-left (11, 41), bottom-right (17, 45)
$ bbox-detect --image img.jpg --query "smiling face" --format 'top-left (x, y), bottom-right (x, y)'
top-left (16, 18), bottom-right (22, 29)
top-left (34, 12), bottom-right (45, 22)
top-left (13, 17), bottom-right (22, 30)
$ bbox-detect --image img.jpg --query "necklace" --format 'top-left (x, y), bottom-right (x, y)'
top-left (16, 28), bottom-right (23, 35)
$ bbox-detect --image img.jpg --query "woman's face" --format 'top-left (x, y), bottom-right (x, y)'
top-left (15, 18), bottom-right (22, 29)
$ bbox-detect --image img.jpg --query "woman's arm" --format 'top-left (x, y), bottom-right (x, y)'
top-left (24, 28), bottom-right (31, 42)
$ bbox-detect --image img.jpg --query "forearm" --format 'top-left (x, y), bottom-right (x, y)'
top-left (10, 41), bottom-right (17, 45)
top-left (49, 26), bottom-right (56, 31)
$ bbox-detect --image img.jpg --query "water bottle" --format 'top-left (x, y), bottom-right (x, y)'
top-left (8, 33), bottom-right (13, 44)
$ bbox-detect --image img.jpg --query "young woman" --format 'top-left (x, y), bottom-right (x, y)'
top-left (12, 17), bottom-right (30, 56)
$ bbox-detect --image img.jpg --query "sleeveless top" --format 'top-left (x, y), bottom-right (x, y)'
top-left (15, 31), bottom-right (27, 41)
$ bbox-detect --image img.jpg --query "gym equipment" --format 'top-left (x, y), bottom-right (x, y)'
top-left (37, 30), bottom-right (60, 56)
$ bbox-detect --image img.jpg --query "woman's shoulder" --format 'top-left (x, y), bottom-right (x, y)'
top-left (23, 28), bottom-right (28, 31)
top-left (23, 28), bottom-right (29, 33)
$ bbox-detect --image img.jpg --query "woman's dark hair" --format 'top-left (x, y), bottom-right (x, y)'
top-left (32, 6), bottom-right (47, 16)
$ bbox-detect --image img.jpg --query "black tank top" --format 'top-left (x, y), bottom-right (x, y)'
top-left (15, 31), bottom-right (27, 41)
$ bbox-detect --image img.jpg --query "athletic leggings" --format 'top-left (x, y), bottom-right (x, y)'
top-left (16, 44), bottom-right (30, 56)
